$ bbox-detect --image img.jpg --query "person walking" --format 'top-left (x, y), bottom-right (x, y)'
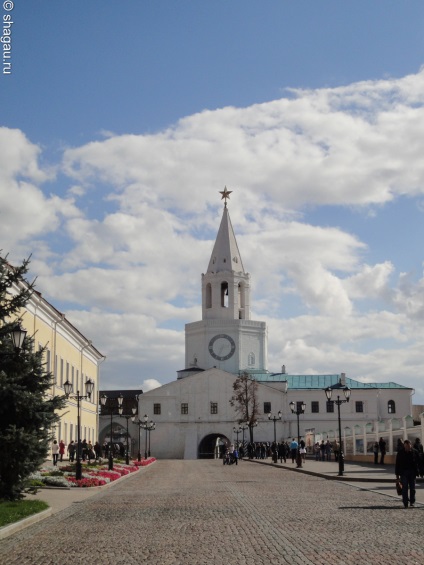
top-left (290, 438), bottom-right (298, 463)
top-left (68, 440), bottom-right (76, 462)
top-left (51, 440), bottom-right (59, 466)
top-left (59, 439), bottom-right (66, 462)
top-left (332, 440), bottom-right (340, 462)
top-left (319, 440), bottom-right (326, 462)
top-left (278, 441), bottom-right (287, 463)
top-left (373, 441), bottom-right (379, 465)
top-left (413, 438), bottom-right (424, 478)
top-left (299, 439), bottom-right (306, 462)
top-left (395, 439), bottom-right (419, 508)
top-left (379, 437), bottom-right (387, 464)
top-left (325, 440), bottom-right (332, 461)
top-left (94, 441), bottom-right (101, 460)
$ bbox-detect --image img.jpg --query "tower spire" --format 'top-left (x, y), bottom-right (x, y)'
top-left (207, 189), bottom-right (244, 274)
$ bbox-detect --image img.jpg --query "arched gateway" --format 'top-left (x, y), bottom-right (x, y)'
top-left (198, 433), bottom-right (230, 459)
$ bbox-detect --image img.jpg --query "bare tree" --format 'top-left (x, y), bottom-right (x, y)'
top-left (229, 372), bottom-right (260, 443)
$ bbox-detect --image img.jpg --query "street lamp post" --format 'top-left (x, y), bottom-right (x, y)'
top-left (120, 410), bottom-right (134, 465)
top-left (289, 401), bottom-right (306, 469)
top-left (63, 377), bottom-right (94, 480)
top-left (143, 414), bottom-right (148, 459)
top-left (233, 426), bottom-right (242, 446)
top-left (268, 411), bottom-right (282, 462)
top-left (132, 414), bottom-right (155, 459)
top-left (133, 417), bottom-right (142, 462)
top-left (100, 393), bottom-right (123, 471)
top-left (147, 422), bottom-right (155, 456)
top-left (324, 383), bottom-right (351, 476)
top-left (10, 324), bottom-right (27, 352)
top-left (268, 411), bottom-right (282, 445)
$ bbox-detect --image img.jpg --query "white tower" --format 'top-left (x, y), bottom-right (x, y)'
top-left (182, 189), bottom-right (268, 377)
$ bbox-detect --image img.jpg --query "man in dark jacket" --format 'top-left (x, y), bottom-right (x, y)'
top-left (395, 439), bottom-right (419, 508)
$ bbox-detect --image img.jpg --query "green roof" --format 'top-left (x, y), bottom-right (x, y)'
top-left (251, 373), bottom-right (410, 390)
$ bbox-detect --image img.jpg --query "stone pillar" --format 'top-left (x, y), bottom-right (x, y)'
top-left (402, 416), bottom-right (408, 441)
top-left (387, 419), bottom-right (393, 454)
top-left (362, 424), bottom-right (367, 456)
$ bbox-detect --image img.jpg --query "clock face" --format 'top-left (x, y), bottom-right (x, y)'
top-left (208, 334), bottom-right (236, 361)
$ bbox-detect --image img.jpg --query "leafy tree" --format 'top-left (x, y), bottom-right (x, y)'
top-left (229, 371), bottom-right (260, 443)
top-left (0, 255), bottom-right (66, 500)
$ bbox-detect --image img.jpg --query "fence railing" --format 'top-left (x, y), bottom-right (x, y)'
top-left (310, 412), bottom-right (424, 457)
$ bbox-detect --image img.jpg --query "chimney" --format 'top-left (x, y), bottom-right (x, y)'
top-left (340, 372), bottom-right (346, 385)
top-left (281, 365), bottom-right (286, 374)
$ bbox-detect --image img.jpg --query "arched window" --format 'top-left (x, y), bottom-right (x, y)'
top-left (221, 281), bottom-right (229, 307)
top-left (206, 283), bottom-right (212, 309)
top-left (248, 352), bottom-right (255, 366)
top-left (388, 400), bottom-right (396, 414)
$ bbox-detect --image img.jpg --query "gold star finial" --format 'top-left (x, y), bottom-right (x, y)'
top-left (219, 186), bottom-right (232, 207)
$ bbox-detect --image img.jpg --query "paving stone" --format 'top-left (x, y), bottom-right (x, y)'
top-left (0, 460), bottom-right (423, 564)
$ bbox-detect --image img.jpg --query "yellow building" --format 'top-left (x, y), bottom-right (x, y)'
top-left (21, 289), bottom-right (105, 449)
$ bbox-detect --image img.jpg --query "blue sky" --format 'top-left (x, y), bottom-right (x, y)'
top-left (2, 1), bottom-right (424, 403)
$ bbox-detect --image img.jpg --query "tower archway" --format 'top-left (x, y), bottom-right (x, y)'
top-left (198, 433), bottom-right (230, 459)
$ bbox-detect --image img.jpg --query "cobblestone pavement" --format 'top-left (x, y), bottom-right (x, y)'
top-left (1, 460), bottom-right (423, 565)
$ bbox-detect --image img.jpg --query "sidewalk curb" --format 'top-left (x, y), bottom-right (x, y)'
top-left (0, 508), bottom-right (53, 540)
top-left (246, 458), bottom-right (397, 483)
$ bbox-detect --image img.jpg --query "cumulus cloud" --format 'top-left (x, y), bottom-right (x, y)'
top-left (2, 69), bottom-right (424, 400)
top-left (0, 128), bottom-right (80, 257)
top-left (141, 379), bottom-right (162, 392)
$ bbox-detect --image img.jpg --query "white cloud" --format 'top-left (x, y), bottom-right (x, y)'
top-left (2, 69), bottom-right (424, 400)
top-left (0, 128), bottom-right (81, 258)
top-left (141, 379), bottom-right (162, 392)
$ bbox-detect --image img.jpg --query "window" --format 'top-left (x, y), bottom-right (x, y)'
top-left (264, 402), bottom-right (271, 414)
top-left (210, 402), bottom-right (218, 414)
top-left (297, 401), bottom-right (305, 413)
top-left (248, 352), bottom-right (255, 366)
top-left (206, 283), bottom-right (212, 309)
top-left (45, 348), bottom-right (51, 373)
top-left (153, 403), bottom-right (161, 415)
top-left (221, 282), bottom-right (229, 307)
top-left (311, 401), bottom-right (319, 413)
top-left (326, 401), bottom-right (334, 413)
top-left (181, 403), bottom-right (188, 415)
top-left (388, 400), bottom-right (396, 414)
top-left (355, 401), bottom-right (364, 413)
top-left (55, 354), bottom-right (59, 385)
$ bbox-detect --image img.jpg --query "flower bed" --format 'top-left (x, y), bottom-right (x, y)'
top-left (133, 457), bottom-right (156, 467)
top-left (67, 477), bottom-right (107, 488)
top-left (29, 461), bottom-right (144, 488)
top-left (89, 470), bottom-right (121, 482)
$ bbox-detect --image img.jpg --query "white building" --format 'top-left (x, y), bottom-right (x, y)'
top-left (135, 196), bottom-right (414, 460)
